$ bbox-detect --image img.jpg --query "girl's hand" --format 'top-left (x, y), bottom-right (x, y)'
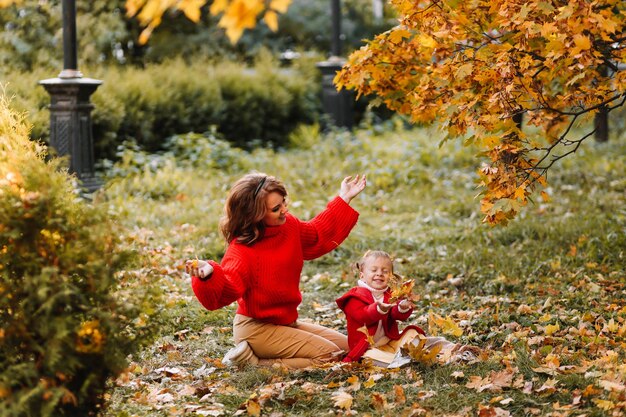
top-left (376, 301), bottom-right (393, 314)
top-left (339, 174), bottom-right (367, 204)
top-left (398, 299), bottom-right (414, 311)
top-left (185, 259), bottom-right (213, 279)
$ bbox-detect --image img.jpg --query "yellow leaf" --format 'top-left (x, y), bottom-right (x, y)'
top-left (402, 335), bottom-right (442, 365)
top-left (540, 21), bottom-right (557, 38)
top-left (513, 186), bottom-right (526, 201)
top-left (429, 312), bottom-right (463, 337)
top-left (389, 278), bottom-right (415, 303)
top-left (269, 0), bottom-right (291, 13)
top-left (178, 0), bottom-right (206, 22)
top-left (218, 0), bottom-right (265, 43)
top-left (388, 28), bottom-right (411, 44)
top-left (357, 325), bottom-right (375, 346)
top-left (246, 397), bottom-right (261, 416)
top-left (263, 10), bottom-right (278, 32)
top-left (605, 318), bottom-right (619, 333)
top-left (331, 391), bottom-right (353, 410)
top-left (573, 34), bottom-right (591, 50)
top-left (455, 63), bottom-right (473, 80)
top-left (346, 375), bottom-right (360, 390)
top-left (125, 0), bottom-right (146, 17)
top-left (363, 377), bottom-right (376, 389)
top-left (593, 399), bottom-right (615, 410)
top-left (538, 313), bottom-right (552, 323)
top-left (209, 0), bottom-right (228, 15)
top-left (544, 323), bottom-right (560, 336)
top-left (417, 33), bottom-right (437, 49)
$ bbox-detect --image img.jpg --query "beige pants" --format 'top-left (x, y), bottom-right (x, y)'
top-left (233, 314), bottom-right (349, 369)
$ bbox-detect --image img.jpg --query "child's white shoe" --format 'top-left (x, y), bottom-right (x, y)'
top-left (222, 341), bottom-right (259, 367)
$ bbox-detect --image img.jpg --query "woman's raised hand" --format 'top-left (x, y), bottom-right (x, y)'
top-left (339, 174), bottom-right (367, 204)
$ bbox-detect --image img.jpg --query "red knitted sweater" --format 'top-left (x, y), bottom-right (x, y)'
top-left (191, 196), bottom-right (359, 325)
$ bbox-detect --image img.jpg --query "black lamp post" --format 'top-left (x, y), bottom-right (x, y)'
top-left (39, 0), bottom-right (102, 192)
top-left (316, 0), bottom-right (354, 129)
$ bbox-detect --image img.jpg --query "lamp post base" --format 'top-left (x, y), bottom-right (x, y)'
top-left (316, 56), bottom-right (354, 129)
top-left (39, 76), bottom-right (103, 192)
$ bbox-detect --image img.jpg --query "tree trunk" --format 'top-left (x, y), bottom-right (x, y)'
top-left (594, 105), bottom-right (609, 142)
top-left (594, 65), bottom-right (609, 142)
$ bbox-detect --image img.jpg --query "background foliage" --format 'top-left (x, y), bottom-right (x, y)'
top-left (0, 0), bottom-right (394, 70)
top-left (0, 97), bottom-right (161, 417)
top-left (3, 54), bottom-right (321, 159)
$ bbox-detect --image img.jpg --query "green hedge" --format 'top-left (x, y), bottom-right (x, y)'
top-left (0, 96), bottom-right (159, 416)
top-left (3, 56), bottom-right (321, 160)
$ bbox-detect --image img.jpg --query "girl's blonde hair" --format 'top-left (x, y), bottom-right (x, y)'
top-left (354, 250), bottom-right (394, 273)
top-left (219, 172), bottom-right (287, 245)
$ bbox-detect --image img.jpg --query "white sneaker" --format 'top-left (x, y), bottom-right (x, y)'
top-left (222, 341), bottom-right (259, 367)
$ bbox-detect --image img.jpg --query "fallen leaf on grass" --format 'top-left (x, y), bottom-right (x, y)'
top-left (363, 373), bottom-right (384, 388)
top-left (244, 394), bottom-right (261, 416)
top-left (535, 378), bottom-right (558, 395)
top-left (402, 335), bottom-right (442, 365)
top-left (371, 392), bottom-right (387, 411)
top-left (428, 312), bottom-right (463, 337)
top-left (598, 378), bottom-right (626, 392)
top-left (300, 382), bottom-right (324, 395)
top-left (393, 385), bottom-right (406, 404)
top-left (477, 404), bottom-right (511, 416)
top-left (332, 391), bottom-right (354, 410)
top-left (346, 375), bottom-right (361, 391)
top-left (465, 370), bottom-right (514, 392)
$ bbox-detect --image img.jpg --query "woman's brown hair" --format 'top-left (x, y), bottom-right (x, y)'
top-left (219, 173), bottom-right (287, 245)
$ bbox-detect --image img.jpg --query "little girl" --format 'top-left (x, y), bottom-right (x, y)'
top-left (336, 250), bottom-right (479, 367)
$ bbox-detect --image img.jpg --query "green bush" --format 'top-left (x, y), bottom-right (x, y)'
top-left (3, 57), bottom-right (321, 160)
top-left (0, 97), bottom-right (159, 416)
top-left (214, 58), bottom-right (319, 148)
top-left (90, 59), bottom-right (225, 156)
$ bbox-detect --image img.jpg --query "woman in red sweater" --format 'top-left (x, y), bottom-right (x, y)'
top-left (186, 172), bottom-right (366, 369)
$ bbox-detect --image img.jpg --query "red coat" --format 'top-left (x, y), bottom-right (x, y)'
top-left (336, 287), bottom-right (425, 362)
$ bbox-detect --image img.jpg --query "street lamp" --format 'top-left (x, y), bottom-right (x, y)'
top-left (316, 0), bottom-right (354, 129)
top-left (39, 0), bottom-right (102, 193)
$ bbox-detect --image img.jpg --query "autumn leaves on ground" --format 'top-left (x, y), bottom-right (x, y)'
top-left (101, 124), bottom-right (626, 416)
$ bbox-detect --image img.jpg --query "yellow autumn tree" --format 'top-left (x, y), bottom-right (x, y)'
top-left (0, 0), bottom-right (292, 44)
top-left (125, 0), bottom-right (292, 44)
top-left (336, 0), bottom-right (626, 225)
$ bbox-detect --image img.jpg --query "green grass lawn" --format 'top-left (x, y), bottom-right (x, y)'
top-left (100, 122), bottom-right (625, 416)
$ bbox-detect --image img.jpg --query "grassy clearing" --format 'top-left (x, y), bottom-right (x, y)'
top-left (100, 121), bottom-right (625, 416)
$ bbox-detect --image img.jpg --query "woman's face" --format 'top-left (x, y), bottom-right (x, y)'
top-left (360, 256), bottom-right (392, 290)
top-left (263, 192), bottom-right (288, 227)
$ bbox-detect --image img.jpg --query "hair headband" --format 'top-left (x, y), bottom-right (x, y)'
top-left (253, 176), bottom-right (267, 198)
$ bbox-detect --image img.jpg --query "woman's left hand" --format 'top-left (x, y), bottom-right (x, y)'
top-left (339, 174), bottom-right (367, 204)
